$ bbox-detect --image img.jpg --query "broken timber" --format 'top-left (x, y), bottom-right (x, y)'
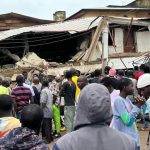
top-left (83, 19), bottom-right (107, 62)
top-left (0, 48), bottom-right (20, 62)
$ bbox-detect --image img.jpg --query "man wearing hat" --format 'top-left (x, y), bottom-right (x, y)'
top-left (137, 74), bottom-right (150, 100)
top-left (137, 73), bottom-right (150, 145)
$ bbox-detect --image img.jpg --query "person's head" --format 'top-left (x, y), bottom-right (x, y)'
top-left (76, 70), bottom-right (81, 77)
top-left (104, 66), bottom-right (111, 75)
top-left (55, 75), bottom-right (61, 82)
top-left (94, 69), bottom-right (101, 77)
top-left (74, 84), bottom-right (112, 130)
top-left (109, 68), bottom-right (116, 77)
top-left (33, 74), bottom-right (39, 78)
top-left (127, 70), bottom-right (134, 78)
top-left (2, 80), bottom-right (10, 88)
top-left (137, 74), bottom-right (150, 99)
top-left (140, 64), bottom-right (145, 71)
top-left (22, 71), bottom-right (28, 79)
top-left (101, 77), bottom-right (114, 93)
top-left (33, 77), bottom-right (40, 85)
top-left (48, 75), bottom-right (55, 82)
top-left (0, 95), bottom-right (13, 117)
top-left (16, 75), bottom-right (24, 86)
top-left (77, 75), bottom-right (88, 90)
top-left (70, 68), bottom-right (77, 76)
top-left (20, 104), bottom-right (43, 133)
top-left (118, 70), bottom-right (124, 76)
top-left (65, 70), bottom-right (72, 80)
top-left (134, 66), bottom-right (139, 72)
top-left (144, 66), bottom-right (150, 73)
top-left (42, 80), bottom-right (49, 88)
top-left (118, 78), bottom-right (134, 95)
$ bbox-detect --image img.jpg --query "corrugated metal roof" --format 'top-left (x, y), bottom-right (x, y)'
top-left (0, 16), bottom-right (149, 42)
top-left (0, 17), bottom-right (102, 41)
top-left (108, 55), bottom-right (148, 69)
top-left (84, 7), bottom-right (150, 10)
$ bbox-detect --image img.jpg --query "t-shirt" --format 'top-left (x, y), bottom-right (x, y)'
top-left (11, 86), bottom-right (32, 113)
top-left (110, 89), bottom-right (120, 108)
top-left (40, 87), bottom-right (53, 118)
top-left (146, 98), bottom-right (150, 116)
top-left (32, 83), bottom-right (42, 93)
top-left (72, 76), bottom-right (80, 100)
top-left (32, 86), bottom-right (40, 105)
top-left (62, 80), bottom-right (76, 106)
top-left (113, 96), bottom-right (140, 146)
top-left (23, 83), bottom-right (35, 96)
top-left (0, 117), bottom-right (21, 138)
top-left (134, 71), bottom-right (144, 80)
top-left (0, 85), bottom-right (9, 95)
top-left (24, 79), bottom-right (31, 85)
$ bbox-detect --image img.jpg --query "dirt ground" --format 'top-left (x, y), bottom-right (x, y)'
top-left (140, 130), bottom-right (149, 150)
top-left (49, 130), bottom-right (149, 150)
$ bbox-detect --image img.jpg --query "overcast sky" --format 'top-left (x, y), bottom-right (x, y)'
top-left (0, 0), bottom-right (134, 20)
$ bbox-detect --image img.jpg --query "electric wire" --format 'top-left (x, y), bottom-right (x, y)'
top-left (0, 30), bottom-right (91, 49)
top-left (3, 32), bottom-right (68, 41)
top-left (0, 33), bottom-right (70, 44)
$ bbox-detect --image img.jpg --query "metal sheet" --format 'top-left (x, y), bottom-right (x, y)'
top-left (0, 17), bottom-right (102, 41)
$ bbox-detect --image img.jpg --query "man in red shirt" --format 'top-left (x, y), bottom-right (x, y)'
top-left (134, 64), bottom-right (145, 80)
top-left (11, 75), bottom-right (32, 119)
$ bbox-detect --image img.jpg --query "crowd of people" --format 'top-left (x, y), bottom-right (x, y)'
top-left (0, 64), bottom-right (150, 150)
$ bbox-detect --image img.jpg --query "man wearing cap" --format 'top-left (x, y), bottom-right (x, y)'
top-left (137, 73), bottom-right (150, 98)
top-left (137, 73), bottom-right (150, 145)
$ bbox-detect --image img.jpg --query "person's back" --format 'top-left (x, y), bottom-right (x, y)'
top-left (53, 84), bottom-right (136, 150)
top-left (0, 104), bottom-right (50, 150)
top-left (63, 80), bottom-right (76, 106)
top-left (11, 75), bottom-right (32, 118)
top-left (90, 69), bottom-right (101, 83)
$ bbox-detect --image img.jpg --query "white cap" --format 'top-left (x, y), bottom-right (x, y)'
top-left (137, 74), bottom-right (150, 88)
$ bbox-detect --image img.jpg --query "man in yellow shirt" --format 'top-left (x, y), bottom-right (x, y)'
top-left (0, 78), bottom-right (9, 95)
top-left (0, 95), bottom-right (21, 138)
top-left (70, 68), bottom-right (80, 101)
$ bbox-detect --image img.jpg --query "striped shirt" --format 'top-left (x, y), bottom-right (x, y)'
top-left (11, 86), bottom-right (32, 113)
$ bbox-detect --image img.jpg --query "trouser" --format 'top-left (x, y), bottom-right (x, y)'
top-left (141, 103), bottom-right (148, 128)
top-left (42, 118), bottom-right (53, 143)
top-left (53, 104), bottom-right (61, 133)
top-left (16, 112), bottom-right (21, 120)
top-left (64, 106), bottom-right (75, 133)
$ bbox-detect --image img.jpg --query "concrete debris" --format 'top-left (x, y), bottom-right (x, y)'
top-left (16, 52), bottom-right (49, 69)
top-left (47, 64), bottom-right (102, 76)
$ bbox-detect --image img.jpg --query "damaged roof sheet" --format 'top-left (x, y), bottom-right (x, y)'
top-left (0, 16), bottom-right (149, 42)
top-left (108, 56), bottom-right (146, 69)
top-left (0, 17), bottom-right (102, 41)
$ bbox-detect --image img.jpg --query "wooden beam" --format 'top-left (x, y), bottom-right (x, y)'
top-left (0, 48), bottom-right (20, 62)
top-left (83, 19), bottom-right (107, 62)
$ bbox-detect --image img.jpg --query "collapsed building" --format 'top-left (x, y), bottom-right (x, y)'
top-left (0, 16), bottom-right (149, 76)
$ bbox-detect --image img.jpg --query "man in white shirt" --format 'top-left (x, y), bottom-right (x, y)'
top-left (40, 80), bottom-right (53, 143)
